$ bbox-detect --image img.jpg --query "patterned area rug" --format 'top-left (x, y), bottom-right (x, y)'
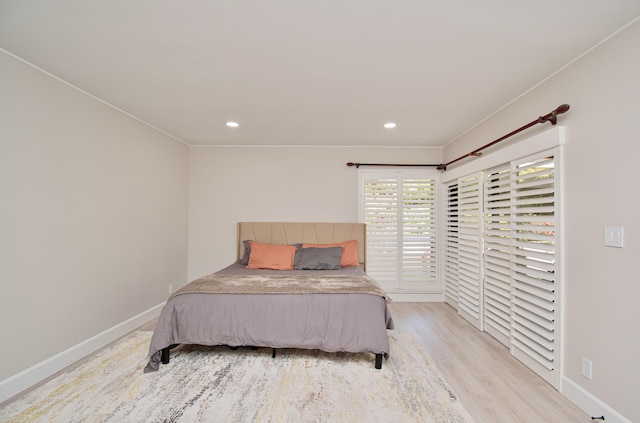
top-left (1, 331), bottom-right (475, 423)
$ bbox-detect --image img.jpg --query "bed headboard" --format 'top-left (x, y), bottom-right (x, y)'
top-left (238, 222), bottom-right (366, 268)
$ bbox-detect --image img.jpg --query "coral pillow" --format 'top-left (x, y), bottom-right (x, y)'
top-left (246, 241), bottom-right (297, 270)
top-left (302, 240), bottom-right (360, 267)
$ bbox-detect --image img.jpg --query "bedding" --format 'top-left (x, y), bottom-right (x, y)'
top-left (145, 222), bottom-right (394, 372)
top-left (302, 240), bottom-right (360, 267)
top-left (245, 241), bottom-right (297, 270)
top-left (155, 264), bottom-right (389, 299)
top-left (294, 246), bottom-right (342, 270)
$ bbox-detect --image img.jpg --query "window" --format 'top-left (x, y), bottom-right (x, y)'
top-left (444, 181), bottom-right (460, 308)
top-left (443, 148), bottom-right (561, 388)
top-left (456, 172), bottom-right (484, 330)
top-left (483, 163), bottom-right (512, 347)
top-left (510, 154), bottom-right (558, 385)
top-left (358, 169), bottom-right (439, 293)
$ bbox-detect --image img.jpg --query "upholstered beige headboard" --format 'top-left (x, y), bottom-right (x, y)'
top-left (238, 222), bottom-right (366, 268)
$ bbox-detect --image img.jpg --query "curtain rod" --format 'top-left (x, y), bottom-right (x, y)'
top-left (346, 104), bottom-right (570, 171)
top-left (346, 162), bottom-right (441, 168)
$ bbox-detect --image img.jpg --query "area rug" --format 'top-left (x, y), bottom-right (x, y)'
top-left (0, 331), bottom-right (475, 423)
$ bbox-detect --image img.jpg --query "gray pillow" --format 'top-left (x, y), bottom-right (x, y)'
top-left (239, 240), bottom-right (252, 265)
top-left (294, 247), bottom-right (343, 270)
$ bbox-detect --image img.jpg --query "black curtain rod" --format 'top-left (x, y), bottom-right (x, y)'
top-left (346, 104), bottom-right (570, 171)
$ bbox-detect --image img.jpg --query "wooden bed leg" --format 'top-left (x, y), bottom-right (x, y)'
top-left (375, 353), bottom-right (382, 369)
top-left (161, 347), bottom-right (170, 364)
top-left (272, 348), bottom-right (276, 358)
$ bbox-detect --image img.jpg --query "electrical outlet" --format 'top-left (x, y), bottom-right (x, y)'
top-left (581, 357), bottom-right (592, 380)
top-left (168, 284), bottom-right (174, 294)
top-left (604, 226), bottom-right (624, 247)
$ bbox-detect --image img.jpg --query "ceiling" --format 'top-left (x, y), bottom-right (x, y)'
top-left (2, 1), bottom-right (639, 147)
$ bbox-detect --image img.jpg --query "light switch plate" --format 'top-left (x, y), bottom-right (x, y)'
top-left (604, 226), bottom-right (624, 248)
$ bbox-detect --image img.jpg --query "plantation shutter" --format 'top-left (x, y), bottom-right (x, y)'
top-left (456, 172), bottom-right (483, 330)
top-left (361, 174), bottom-right (398, 288)
top-left (483, 163), bottom-right (512, 347)
top-left (510, 153), bottom-right (559, 387)
top-left (401, 177), bottom-right (438, 290)
top-left (444, 182), bottom-right (459, 309)
top-left (360, 170), bottom-right (439, 293)
top-left (441, 135), bottom-right (562, 389)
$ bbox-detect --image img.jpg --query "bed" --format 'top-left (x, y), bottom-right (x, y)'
top-left (145, 222), bottom-right (394, 372)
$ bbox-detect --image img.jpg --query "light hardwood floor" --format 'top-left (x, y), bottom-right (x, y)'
top-left (389, 302), bottom-right (588, 422)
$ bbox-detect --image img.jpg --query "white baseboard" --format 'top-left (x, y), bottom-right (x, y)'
top-left (387, 292), bottom-right (444, 302)
top-left (0, 302), bottom-right (165, 404)
top-left (561, 376), bottom-right (633, 423)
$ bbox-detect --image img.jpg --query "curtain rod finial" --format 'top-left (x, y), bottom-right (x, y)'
top-left (539, 104), bottom-right (571, 125)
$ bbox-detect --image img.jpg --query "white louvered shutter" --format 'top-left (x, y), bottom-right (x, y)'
top-left (360, 170), bottom-right (439, 293)
top-left (510, 153), bottom-right (559, 387)
top-left (456, 172), bottom-right (483, 330)
top-left (444, 181), bottom-right (459, 309)
top-left (401, 177), bottom-right (438, 290)
top-left (361, 174), bottom-right (399, 288)
top-left (441, 142), bottom-right (562, 389)
top-left (483, 164), bottom-right (512, 347)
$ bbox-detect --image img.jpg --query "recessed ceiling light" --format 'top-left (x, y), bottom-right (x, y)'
top-left (384, 123), bottom-right (396, 129)
top-left (226, 121), bottom-right (239, 128)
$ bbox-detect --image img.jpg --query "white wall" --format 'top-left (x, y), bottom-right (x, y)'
top-left (0, 51), bottom-right (189, 385)
top-left (188, 146), bottom-right (441, 280)
top-left (443, 20), bottom-right (640, 423)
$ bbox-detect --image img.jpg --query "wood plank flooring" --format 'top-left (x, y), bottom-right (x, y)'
top-left (389, 302), bottom-right (588, 422)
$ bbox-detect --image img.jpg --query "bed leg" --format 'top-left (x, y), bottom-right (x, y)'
top-left (161, 347), bottom-right (170, 364)
top-left (272, 348), bottom-right (276, 358)
top-left (375, 354), bottom-right (382, 369)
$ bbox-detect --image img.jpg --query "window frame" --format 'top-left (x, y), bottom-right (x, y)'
top-left (358, 167), bottom-right (441, 297)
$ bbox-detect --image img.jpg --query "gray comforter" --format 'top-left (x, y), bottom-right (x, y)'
top-left (145, 264), bottom-right (394, 372)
